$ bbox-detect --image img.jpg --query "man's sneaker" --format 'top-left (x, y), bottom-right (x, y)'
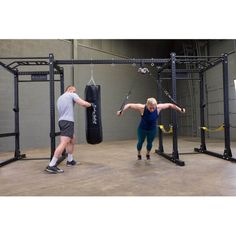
top-left (137, 155), bottom-right (142, 160)
top-left (146, 155), bottom-right (151, 160)
top-left (66, 160), bottom-right (77, 166)
top-left (45, 165), bottom-right (64, 174)
top-left (55, 166), bottom-right (64, 173)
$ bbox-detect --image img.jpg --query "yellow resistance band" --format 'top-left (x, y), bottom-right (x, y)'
top-left (200, 124), bottom-right (224, 132)
top-left (158, 125), bottom-right (173, 134)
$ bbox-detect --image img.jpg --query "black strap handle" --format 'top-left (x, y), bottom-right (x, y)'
top-left (119, 90), bottom-right (131, 114)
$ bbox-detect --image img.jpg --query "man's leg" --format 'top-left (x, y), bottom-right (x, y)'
top-left (66, 135), bottom-right (78, 166)
top-left (53, 136), bottom-right (71, 159)
top-left (45, 136), bottom-right (71, 173)
top-left (66, 135), bottom-right (75, 157)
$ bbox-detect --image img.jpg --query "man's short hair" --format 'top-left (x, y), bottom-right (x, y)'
top-left (65, 85), bottom-right (76, 92)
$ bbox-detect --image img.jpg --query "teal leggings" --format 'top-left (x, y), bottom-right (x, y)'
top-left (137, 127), bottom-right (157, 151)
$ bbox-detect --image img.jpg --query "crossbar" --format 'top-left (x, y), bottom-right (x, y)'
top-left (55, 58), bottom-right (170, 65)
top-left (0, 132), bottom-right (16, 138)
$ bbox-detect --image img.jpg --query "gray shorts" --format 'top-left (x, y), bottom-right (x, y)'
top-left (58, 120), bottom-right (74, 138)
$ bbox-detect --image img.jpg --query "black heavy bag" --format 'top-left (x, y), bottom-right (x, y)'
top-left (85, 85), bottom-right (103, 144)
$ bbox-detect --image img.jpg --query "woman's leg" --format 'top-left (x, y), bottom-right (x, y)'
top-left (137, 127), bottom-right (147, 159)
top-left (146, 128), bottom-right (157, 158)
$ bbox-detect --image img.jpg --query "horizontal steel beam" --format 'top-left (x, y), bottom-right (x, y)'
top-left (18, 80), bottom-right (61, 83)
top-left (176, 59), bottom-right (217, 64)
top-left (157, 61), bottom-right (171, 73)
top-left (161, 69), bottom-right (201, 73)
top-left (9, 61), bottom-right (49, 69)
top-left (55, 58), bottom-right (170, 65)
top-left (0, 61), bottom-right (16, 74)
top-left (0, 154), bottom-right (26, 167)
top-left (201, 58), bottom-right (223, 72)
top-left (18, 71), bottom-right (61, 75)
top-left (0, 57), bottom-right (49, 60)
top-left (155, 150), bottom-right (185, 166)
top-left (176, 55), bottom-right (222, 59)
top-left (0, 132), bottom-right (16, 138)
top-left (20, 157), bottom-right (50, 161)
top-left (160, 77), bottom-right (200, 80)
top-left (194, 148), bottom-right (236, 161)
top-left (0, 54), bottom-right (225, 75)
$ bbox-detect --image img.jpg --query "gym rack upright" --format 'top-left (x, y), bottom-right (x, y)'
top-left (0, 56), bottom-right (64, 167)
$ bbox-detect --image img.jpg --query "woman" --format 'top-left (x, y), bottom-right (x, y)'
top-left (117, 98), bottom-right (185, 160)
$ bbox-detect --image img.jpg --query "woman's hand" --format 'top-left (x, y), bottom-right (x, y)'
top-left (117, 110), bottom-right (123, 116)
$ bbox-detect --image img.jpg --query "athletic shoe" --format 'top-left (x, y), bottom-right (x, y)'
top-left (55, 166), bottom-right (64, 173)
top-left (66, 160), bottom-right (77, 166)
top-left (137, 155), bottom-right (142, 160)
top-left (146, 155), bottom-right (151, 160)
top-left (45, 165), bottom-right (64, 174)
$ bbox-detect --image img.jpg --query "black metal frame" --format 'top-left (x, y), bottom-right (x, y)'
top-left (0, 54), bottom-right (170, 167)
top-left (193, 54), bottom-right (235, 161)
top-left (156, 53), bottom-right (236, 165)
top-left (156, 53), bottom-right (185, 166)
top-left (1, 52), bottom-right (235, 168)
top-left (0, 56), bottom-right (64, 167)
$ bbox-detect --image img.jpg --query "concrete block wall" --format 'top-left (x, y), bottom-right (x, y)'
top-left (176, 78), bottom-right (200, 137)
top-left (2, 39), bottom-right (234, 155)
top-left (172, 40), bottom-right (236, 141)
top-left (72, 40), bottom-right (158, 143)
top-left (0, 40), bottom-right (72, 152)
top-left (0, 40), bottom-right (158, 152)
top-left (205, 40), bottom-right (236, 140)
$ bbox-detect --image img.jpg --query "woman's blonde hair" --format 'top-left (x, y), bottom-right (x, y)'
top-left (146, 97), bottom-right (158, 106)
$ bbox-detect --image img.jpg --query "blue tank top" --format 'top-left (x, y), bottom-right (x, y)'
top-left (139, 106), bottom-right (159, 130)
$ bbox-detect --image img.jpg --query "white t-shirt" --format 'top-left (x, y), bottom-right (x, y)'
top-left (57, 92), bottom-right (80, 122)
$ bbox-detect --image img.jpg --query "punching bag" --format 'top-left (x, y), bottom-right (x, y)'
top-left (85, 85), bottom-right (103, 144)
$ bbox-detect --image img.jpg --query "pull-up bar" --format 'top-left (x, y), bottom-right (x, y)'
top-left (55, 58), bottom-right (170, 65)
top-left (0, 57), bottom-right (49, 60)
top-left (176, 55), bottom-right (222, 59)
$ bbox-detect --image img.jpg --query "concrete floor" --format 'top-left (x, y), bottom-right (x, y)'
top-left (1, 136), bottom-right (236, 196)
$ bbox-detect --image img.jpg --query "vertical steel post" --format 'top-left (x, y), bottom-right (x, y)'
top-left (222, 53), bottom-right (232, 158)
top-left (157, 73), bottom-right (164, 152)
top-left (49, 53), bottom-right (56, 158)
top-left (199, 72), bottom-right (206, 151)
top-left (60, 67), bottom-right (67, 159)
top-left (171, 52), bottom-right (179, 159)
top-left (72, 39), bottom-right (78, 85)
top-left (14, 71), bottom-right (20, 157)
top-left (60, 67), bottom-right (64, 95)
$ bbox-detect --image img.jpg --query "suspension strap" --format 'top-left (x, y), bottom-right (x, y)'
top-left (158, 124), bottom-right (173, 134)
top-left (138, 65), bottom-right (185, 111)
top-left (200, 124), bottom-right (224, 132)
top-left (119, 89), bottom-right (132, 114)
top-left (118, 67), bottom-right (138, 113)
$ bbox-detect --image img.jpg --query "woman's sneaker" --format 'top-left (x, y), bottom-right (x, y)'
top-left (137, 155), bottom-right (142, 160)
top-left (45, 165), bottom-right (64, 174)
top-left (66, 160), bottom-right (77, 166)
top-left (146, 154), bottom-right (151, 160)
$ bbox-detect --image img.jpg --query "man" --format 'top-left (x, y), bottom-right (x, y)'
top-left (117, 97), bottom-right (185, 160)
top-left (45, 85), bottom-right (92, 174)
